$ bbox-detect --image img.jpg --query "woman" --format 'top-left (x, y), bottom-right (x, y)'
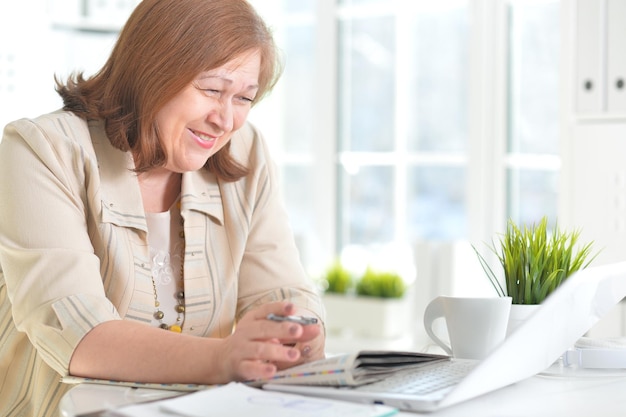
top-left (0, 1), bottom-right (325, 416)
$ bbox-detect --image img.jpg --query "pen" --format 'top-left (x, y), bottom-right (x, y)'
top-left (266, 313), bottom-right (318, 325)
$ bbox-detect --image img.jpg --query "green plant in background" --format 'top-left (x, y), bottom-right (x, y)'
top-left (474, 216), bottom-right (599, 305)
top-left (322, 260), bottom-right (353, 294)
top-left (356, 267), bottom-right (406, 299)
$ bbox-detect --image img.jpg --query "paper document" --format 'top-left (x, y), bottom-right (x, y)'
top-left (110, 382), bottom-right (397, 417)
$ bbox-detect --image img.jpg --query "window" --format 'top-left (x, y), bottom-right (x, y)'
top-left (336, 2), bottom-right (470, 246)
top-left (506, 0), bottom-right (560, 227)
top-left (251, 0), bottom-right (561, 275)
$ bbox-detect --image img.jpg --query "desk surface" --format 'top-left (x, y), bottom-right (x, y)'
top-left (60, 365), bottom-right (626, 417)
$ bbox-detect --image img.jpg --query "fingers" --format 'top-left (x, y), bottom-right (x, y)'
top-left (237, 360), bottom-right (277, 381)
top-left (240, 301), bottom-right (320, 345)
top-left (274, 334), bottom-right (325, 370)
top-left (224, 339), bottom-right (301, 381)
top-left (225, 301), bottom-right (324, 381)
top-left (240, 316), bottom-right (306, 342)
top-left (247, 301), bottom-right (297, 321)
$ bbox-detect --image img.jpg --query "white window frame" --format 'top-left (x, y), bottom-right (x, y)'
top-left (251, 0), bottom-right (555, 272)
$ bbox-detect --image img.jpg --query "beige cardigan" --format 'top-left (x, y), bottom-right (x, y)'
top-left (0, 111), bottom-right (324, 417)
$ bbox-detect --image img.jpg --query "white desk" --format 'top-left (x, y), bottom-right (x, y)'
top-left (60, 365), bottom-right (626, 417)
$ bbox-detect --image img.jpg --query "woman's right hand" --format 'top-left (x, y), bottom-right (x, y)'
top-left (215, 301), bottom-right (321, 382)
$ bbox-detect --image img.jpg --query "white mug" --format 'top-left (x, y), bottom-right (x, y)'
top-left (423, 296), bottom-right (512, 360)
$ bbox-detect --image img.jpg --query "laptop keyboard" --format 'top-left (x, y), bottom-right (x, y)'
top-left (357, 360), bottom-right (477, 396)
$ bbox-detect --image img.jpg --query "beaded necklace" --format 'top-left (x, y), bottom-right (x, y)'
top-left (147, 200), bottom-right (185, 332)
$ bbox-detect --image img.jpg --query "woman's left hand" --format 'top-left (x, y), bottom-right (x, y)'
top-left (272, 307), bottom-right (325, 370)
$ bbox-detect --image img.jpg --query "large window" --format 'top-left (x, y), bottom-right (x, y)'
top-left (251, 0), bottom-right (560, 275)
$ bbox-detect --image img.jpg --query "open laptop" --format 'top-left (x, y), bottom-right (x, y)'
top-left (264, 261), bottom-right (626, 412)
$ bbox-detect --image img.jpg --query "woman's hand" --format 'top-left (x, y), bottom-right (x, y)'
top-left (273, 309), bottom-right (325, 371)
top-left (215, 301), bottom-right (323, 382)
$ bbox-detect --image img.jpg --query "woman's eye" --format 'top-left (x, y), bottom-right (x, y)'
top-left (194, 83), bottom-right (220, 95)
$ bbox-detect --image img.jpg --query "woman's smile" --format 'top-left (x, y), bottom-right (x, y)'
top-left (188, 128), bottom-right (218, 149)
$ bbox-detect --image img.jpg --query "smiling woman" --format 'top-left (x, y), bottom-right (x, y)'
top-left (154, 50), bottom-right (261, 175)
top-left (0, 1), bottom-right (325, 417)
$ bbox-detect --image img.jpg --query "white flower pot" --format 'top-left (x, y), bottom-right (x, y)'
top-left (506, 304), bottom-right (540, 337)
top-left (322, 293), bottom-right (410, 339)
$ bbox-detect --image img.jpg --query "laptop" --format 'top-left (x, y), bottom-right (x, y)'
top-left (264, 261), bottom-right (626, 412)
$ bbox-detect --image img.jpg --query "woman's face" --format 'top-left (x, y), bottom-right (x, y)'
top-left (155, 49), bottom-right (261, 173)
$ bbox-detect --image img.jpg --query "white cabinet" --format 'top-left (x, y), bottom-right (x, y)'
top-left (575, 0), bottom-right (604, 114)
top-left (565, 0), bottom-right (626, 337)
top-left (575, 0), bottom-right (626, 116)
top-left (607, 0), bottom-right (626, 114)
top-left (569, 123), bottom-right (626, 265)
top-left (567, 0), bottom-right (626, 262)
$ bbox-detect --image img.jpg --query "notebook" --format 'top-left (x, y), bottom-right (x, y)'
top-left (264, 261), bottom-right (626, 412)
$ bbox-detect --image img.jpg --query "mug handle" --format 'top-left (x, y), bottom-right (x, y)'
top-left (423, 296), bottom-right (453, 356)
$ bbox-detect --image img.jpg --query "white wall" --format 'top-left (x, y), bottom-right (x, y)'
top-left (0, 2), bottom-right (61, 127)
top-left (0, 1), bottom-right (129, 129)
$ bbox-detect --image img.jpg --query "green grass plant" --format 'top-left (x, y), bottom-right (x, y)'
top-left (356, 267), bottom-right (406, 299)
top-left (474, 217), bottom-right (598, 304)
top-left (322, 260), bottom-right (353, 294)
top-left (322, 262), bottom-right (406, 298)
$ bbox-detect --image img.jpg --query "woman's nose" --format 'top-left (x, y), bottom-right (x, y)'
top-left (207, 100), bottom-right (234, 133)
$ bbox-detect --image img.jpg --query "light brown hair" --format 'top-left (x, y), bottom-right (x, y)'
top-left (56, 0), bottom-right (282, 180)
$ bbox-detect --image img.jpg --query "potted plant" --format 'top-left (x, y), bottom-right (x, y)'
top-left (356, 267), bottom-right (407, 299)
top-left (321, 263), bottom-right (409, 339)
top-left (473, 216), bottom-right (599, 333)
top-left (323, 259), bottom-right (353, 295)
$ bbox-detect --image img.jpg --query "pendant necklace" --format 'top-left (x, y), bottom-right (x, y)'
top-left (148, 199), bottom-right (185, 332)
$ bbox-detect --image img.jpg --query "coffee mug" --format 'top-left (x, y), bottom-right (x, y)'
top-left (423, 296), bottom-right (512, 359)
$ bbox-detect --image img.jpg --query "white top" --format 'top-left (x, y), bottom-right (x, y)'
top-left (145, 200), bottom-right (184, 327)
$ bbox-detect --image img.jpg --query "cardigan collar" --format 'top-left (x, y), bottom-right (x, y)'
top-left (88, 120), bottom-right (224, 230)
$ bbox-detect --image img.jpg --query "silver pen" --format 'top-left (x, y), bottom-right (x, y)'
top-left (267, 313), bottom-right (318, 325)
